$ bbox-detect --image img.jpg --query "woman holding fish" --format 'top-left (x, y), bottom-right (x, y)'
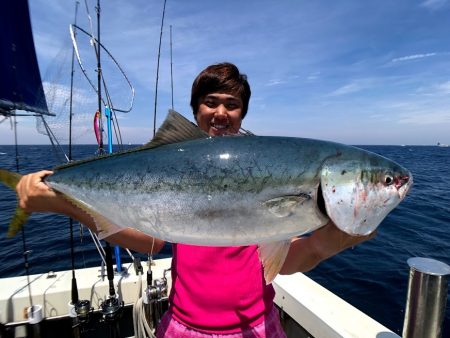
top-left (14, 63), bottom-right (394, 337)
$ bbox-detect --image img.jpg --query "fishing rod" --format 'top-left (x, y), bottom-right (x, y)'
top-left (170, 25), bottom-right (174, 110)
top-left (12, 115), bottom-right (44, 337)
top-left (100, 243), bottom-right (124, 338)
top-left (153, 0), bottom-right (167, 137)
top-left (89, 0), bottom-right (124, 272)
top-left (95, 0), bottom-right (104, 154)
top-left (67, 3), bottom-right (93, 337)
top-left (69, 0), bottom-right (80, 309)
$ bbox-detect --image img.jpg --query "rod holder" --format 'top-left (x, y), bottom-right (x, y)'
top-left (27, 305), bottom-right (43, 324)
top-left (27, 305), bottom-right (43, 338)
top-left (402, 257), bottom-right (450, 338)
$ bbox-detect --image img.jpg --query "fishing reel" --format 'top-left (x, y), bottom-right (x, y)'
top-left (143, 268), bottom-right (170, 329)
top-left (146, 268), bottom-right (170, 302)
top-left (100, 296), bottom-right (124, 322)
top-left (146, 278), bottom-right (167, 301)
top-left (75, 299), bottom-right (94, 324)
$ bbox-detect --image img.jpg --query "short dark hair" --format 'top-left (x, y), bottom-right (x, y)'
top-left (190, 62), bottom-right (251, 119)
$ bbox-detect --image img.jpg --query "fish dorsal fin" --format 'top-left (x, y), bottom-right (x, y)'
top-left (142, 110), bottom-right (209, 149)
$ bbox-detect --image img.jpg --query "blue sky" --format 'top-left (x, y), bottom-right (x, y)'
top-left (2, 0), bottom-right (450, 145)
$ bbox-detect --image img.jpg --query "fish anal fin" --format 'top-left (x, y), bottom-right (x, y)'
top-left (7, 206), bottom-right (30, 238)
top-left (258, 239), bottom-right (292, 284)
top-left (142, 110), bottom-right (209, 149)
top-left (58, 193), bottom-right (123, 240)
top-left (263, 194), bottom-right (310, 218)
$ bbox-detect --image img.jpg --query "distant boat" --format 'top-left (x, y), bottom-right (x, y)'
top-left (437, 142), bottom-right (449, 147)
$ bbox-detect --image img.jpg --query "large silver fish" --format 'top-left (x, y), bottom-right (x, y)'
top-left (0, 110), bottom-right (412, 282)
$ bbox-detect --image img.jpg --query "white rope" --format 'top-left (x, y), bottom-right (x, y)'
top-left (69, 24), bottom-right (104, 106)
top-left (132, 274), bottom-right (156, 338)
top-left (87, 228), bottom-right (106, 266)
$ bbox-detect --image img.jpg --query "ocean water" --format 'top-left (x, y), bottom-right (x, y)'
top-left (0, 144), bottom-right (449, 336)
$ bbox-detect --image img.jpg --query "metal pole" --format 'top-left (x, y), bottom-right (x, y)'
top-left (402, 257), bottom-right (450, 338)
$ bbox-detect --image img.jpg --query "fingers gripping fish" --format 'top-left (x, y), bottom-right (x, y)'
top-left (0, 110), bottom-right (412, 283)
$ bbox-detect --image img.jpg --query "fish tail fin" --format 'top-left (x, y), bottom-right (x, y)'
top-left (0, 168), bottom-right (22, 189)
top-left (0, 169), bottom-right (30, 237)
top-left (8, 207), bottom-right (30, 237)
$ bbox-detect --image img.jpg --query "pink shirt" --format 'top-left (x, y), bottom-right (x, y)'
top-left (169, 244), bottom-right (275, 334)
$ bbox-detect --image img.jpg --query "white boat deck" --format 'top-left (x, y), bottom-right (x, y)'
top-left (0, 258), bottom-right (399, 337)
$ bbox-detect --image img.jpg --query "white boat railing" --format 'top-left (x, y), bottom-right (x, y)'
top-left (1, 257), bottom-right (449, 338)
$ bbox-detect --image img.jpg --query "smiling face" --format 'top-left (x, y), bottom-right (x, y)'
top-left (196, 93), bottom-right (243, 136)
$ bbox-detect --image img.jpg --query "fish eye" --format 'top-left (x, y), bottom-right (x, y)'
top-left (384, 174), bottom-right (394, 185)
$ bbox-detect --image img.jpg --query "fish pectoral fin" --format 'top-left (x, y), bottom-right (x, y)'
top-left (7, 206), bottom-right (30, 238)
top-left (263, 195), bottom-right (310, 218)
top-left (258, 239), bottom-right (292, 284)
top-left (142, 110), bottom-right (209, 149)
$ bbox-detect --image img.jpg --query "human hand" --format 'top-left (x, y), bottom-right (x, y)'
top-left (15, 170), bottom-right (58, 213)
top-left (310, 221), bottom-right (377, 261)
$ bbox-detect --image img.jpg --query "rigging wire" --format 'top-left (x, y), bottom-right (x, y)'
top-left (153, 0), bottom-right (168, 137)
top-left (69, 24), bottom-right (135, 113)
top-left (101, 75), bottom-right (125, 150)
top-left (38, 115), bottom-right (69, 163)
top-left (88, 229), bottom-right (107, 266)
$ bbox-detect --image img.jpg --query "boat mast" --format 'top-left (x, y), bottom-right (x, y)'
top-left (153, 0), bottom-right (167, 136)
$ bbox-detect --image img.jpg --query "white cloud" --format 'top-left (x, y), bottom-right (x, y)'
top-left (434, 81), bottom-right (450, 94)
top-left (265, 79), bottom-right (286, 86)
top-left (391, 53), bottom-right (437, 62)
top-left (329, 82), bottom-right (365, 96)
top-left (415, 80), bottom-right (450, 96)
top-left (398, 110), bottom-right (450, 125)
top-left (420, 0), bottom-right (448, 10)
top-left (307, 72), bottom-right (321, 81)
top-left (3, 0), bottom-right (450, 146)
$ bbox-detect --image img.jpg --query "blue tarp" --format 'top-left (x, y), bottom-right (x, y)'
top-left (0, 0), bottom-right (51, 116)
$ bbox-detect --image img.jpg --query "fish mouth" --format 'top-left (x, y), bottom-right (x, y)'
top-left (394, 174), bottom-right (411, 189)
top-left (397, 173), bottom-right (413, 199)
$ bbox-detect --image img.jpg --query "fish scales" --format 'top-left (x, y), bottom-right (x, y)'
top-left (45, 135), bottom-right (410, 245)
